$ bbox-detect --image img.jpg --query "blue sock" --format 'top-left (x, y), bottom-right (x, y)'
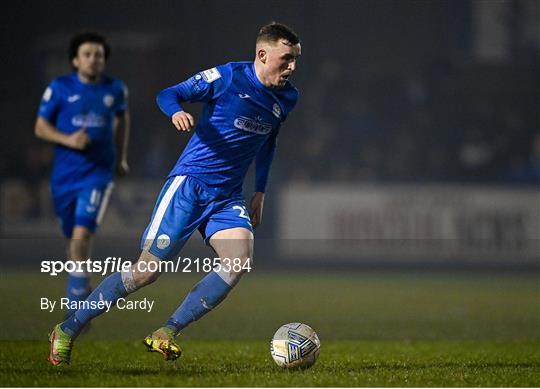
top-left (61, 272), bottom-right (128, 338)
top-left (65, 273), bottom-right (91, 317)
top-left (165, 271), bottom-right (232, 335)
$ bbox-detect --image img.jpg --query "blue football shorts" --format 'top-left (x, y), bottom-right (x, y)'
top-left (52, 182), bottom-right (115, 238)
top-left (140, 175), bottom-right (253, 260)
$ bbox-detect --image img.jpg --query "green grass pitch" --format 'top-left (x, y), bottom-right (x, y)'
top-left (1, 271), bottom-right (539, 386)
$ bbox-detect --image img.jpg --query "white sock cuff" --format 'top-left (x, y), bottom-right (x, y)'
top-left (68, 270), bottom-right (89, 278)
top-left (121, 270), bottom-right (137, 293)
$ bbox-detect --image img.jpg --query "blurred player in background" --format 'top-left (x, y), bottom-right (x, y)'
top-left (48, 22), bottom-right (300, 365)
top-left (35, 32), bottom-right (130, 321)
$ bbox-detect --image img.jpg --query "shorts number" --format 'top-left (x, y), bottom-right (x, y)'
top-left (233, 205), bottom-right (250, 221)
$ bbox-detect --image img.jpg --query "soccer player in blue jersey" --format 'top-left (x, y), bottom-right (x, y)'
top-left (48, 22), bottom-right (300, 365)
top-left (36, 32), bottom-right (129, 321)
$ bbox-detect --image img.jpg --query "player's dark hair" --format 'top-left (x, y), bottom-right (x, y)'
top-left (69, 32), bottom-right (111, 62)
top-left (257, 22), bottom-right (300, 46)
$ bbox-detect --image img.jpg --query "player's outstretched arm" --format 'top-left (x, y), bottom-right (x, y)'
top-left (114, 111), bottom-right (130, 176)
top-left (34, 117), bottom-right (90, 150)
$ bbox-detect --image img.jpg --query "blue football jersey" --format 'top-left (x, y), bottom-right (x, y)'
top-left (38, 73), bottom-right (128, 193)
top-left (157, 62), bottom-right (298, 196)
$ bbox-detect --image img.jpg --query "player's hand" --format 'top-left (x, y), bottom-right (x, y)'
top-left (249, 192), bottom-right (265, 229)
top-left (171, 111), bottom-right (195, 132)
top-left (116, 159), bottom-right (130, 177)
top-left (66, 128), bottom-right (90, 150)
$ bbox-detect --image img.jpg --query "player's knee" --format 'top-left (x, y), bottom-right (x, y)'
top-left (121, 268), bottom-right (160, 292)
top-left (71, 226), bottom-right (93, 241)
top-left (128, 251), bottom-right (164, 288)
top-left (128, 258), bottom-right (162, 288)
top-left (135, 267), bottom-right (161, 287)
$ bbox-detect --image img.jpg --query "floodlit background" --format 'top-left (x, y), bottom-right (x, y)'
top-left (0, 0), bottom-right (538, 343)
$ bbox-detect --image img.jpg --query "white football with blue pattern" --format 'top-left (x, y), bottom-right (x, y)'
top-left (270, 323), bottom-right (321, 369)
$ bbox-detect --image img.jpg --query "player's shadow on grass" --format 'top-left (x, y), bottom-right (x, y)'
top-left (113, 364), bottom-right (257, 375)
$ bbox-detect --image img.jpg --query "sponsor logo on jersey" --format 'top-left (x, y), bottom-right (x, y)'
top-left (238, 93), bottom-right (250, 99)
top-left (234, 115), bottom-right (272, 135)
top-left (201, 67), bottom-right (221, 83)
top-left (103, 94), bottom-right (114, 108)
top-left (43, 87), bottom-right (52, 102)
top-left (67, 94), bottom-right (81, 103)
top-left (72, 112), bottom-right (106, 128)
top-left (272, 103), bottom-right (281, 119)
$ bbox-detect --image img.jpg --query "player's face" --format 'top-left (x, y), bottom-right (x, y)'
top-left (72, 42), bottom-right (106, 80)
top-left (263, 39), bottom-right (301, 88)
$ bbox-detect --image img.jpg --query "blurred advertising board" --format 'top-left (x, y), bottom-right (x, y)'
top-left (278, 185), bottom-right (540, 264)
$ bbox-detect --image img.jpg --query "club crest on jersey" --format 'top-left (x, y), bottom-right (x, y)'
top-left (201, 67), bottom-right (221, 83)
top-left (272, 103), bottom-right (281, 119)
top-left (234, 116), bottom-right (272, 135)
top-left (103, 94), bottom-right (114, 108)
